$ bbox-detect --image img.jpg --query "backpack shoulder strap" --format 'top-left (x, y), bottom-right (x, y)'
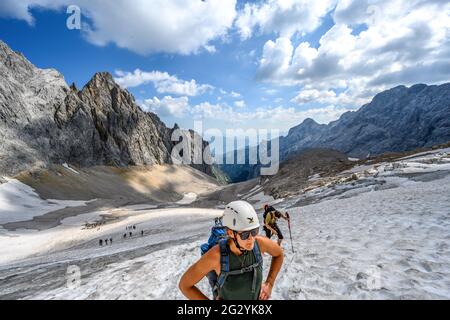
top-left (219, 238), bottom-right (229, 272)
top-left (250, 241), bottom-right (263, 294)
top-left (252, 239), bottom-right (263, 265)
top-left (215, 239), bottom-right (230, 293)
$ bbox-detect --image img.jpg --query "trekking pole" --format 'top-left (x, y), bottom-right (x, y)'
top-left (286, 212), bottom-right (294, 253)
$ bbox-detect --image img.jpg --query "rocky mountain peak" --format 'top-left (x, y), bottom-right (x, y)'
top-left (281, 83), bottom-right (450, 159)
top-left (70, 82), bottom-right (78, 92)
top-left (0, 40), bottom-right (35, 79)
top-left (82, 72), bottom-right (118, 93)
top-left (287, 117), bottom-right (325, 136)
top-left (301, 118), bottom-right (320, 127)
top-left (0, 40), bottom-right (215, 178)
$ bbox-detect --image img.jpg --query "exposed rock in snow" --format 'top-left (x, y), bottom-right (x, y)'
top-left (176, 193), bottom-right (198, 205)
top-left (62, 163), bottom-right (79, 175)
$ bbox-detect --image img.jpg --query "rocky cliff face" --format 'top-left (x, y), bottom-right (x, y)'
top-left (281, 83), bottom-right (450, 160)
top-left (0, 40), bottom-right (213, 177)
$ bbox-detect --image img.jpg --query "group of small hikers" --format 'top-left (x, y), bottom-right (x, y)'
top-left (179, 201), bottom-right (292, 300)
top-left (99, 225), bottom-right (145, 246)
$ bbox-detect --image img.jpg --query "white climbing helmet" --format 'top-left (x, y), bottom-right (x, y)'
top-left (222, 200), bottom-right (260, 231)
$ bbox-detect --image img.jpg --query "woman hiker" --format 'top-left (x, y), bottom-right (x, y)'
top-left (179, 200), bottom-right (284, 300)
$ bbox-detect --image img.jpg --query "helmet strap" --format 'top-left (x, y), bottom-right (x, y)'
top-left (232, 231), bottom-right (249, 255)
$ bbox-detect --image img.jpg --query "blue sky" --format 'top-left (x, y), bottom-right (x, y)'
top-left (1, 0), bottom-right (449, 142)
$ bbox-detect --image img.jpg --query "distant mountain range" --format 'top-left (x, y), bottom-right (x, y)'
top-left (1, 39), bottom-right (449, 183)
top-left (221, 83), bottom-right (450, 182)
top-left (0, 40), bottom-right (214, 177)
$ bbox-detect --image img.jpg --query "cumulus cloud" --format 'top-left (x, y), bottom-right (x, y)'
top-left (291, 87), bottom-right (368, 107)
top-left (114, 69), bottom-right (214, 97)
top-left (256, 0), bottom-right (450, 107)
top-left (0, 0), bottom-right (237, 55)
top-left (0, 0), bottom-right (61, 25)
top-left (291, 89), bottom-right (337, 104)
top-left (235, 0), bottom-right (337, 40)
top-left (257, 37), bottom-right (293, 81)
top-left (140, 96), bottom-right (190, 118)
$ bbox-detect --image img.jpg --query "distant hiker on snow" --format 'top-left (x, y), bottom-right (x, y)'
top-left (263, 204), bottom-right (290, 246)
top-left (179, 200), bottom-right (284, 300)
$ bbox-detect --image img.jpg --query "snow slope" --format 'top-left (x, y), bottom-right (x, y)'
top-left (24, 171), bottom-right (450, 300)
top-left (0, 148), bottom-right (449, 300)
top-left (0, 178), bottom-right (89, 224)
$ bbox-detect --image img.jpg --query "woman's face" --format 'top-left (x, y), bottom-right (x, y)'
top-left (228, 228), bottom-right (258, 251)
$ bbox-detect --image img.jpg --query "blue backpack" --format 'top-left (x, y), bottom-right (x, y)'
top-left (200, 217), bottom-right (263, 299)
top-left (200, 217), bottom-right (227, 255)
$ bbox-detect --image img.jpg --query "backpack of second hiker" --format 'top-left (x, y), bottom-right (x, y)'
top-left (263, 205), bottom-right (276, 220)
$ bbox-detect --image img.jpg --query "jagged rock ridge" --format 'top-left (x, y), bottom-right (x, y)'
top-left (0, 40), bottom-right (213, 177)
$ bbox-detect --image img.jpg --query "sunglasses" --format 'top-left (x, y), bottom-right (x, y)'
top-left (237, 227), bottom-right (259, 240)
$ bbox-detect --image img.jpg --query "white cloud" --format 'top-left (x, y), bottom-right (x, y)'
top-left (248, 105), bottom-right (349, 128)
top-left (204, 45), bottom-right (217, 54)
top-left (235, 0), bottom-right (337, 40)
top-left (140, 96), bottom-right (190, 118)
top-left (114, 69), bottom-right (214, 96)
top-left (230, 91), bottom-right (242, 98)
top-left (214, 89), bottom-right (243, 101)
top-left (265, 89), bottom-right (278, 95)
top-left (234, 100), bottom-right (246, 108)
top-left (0, 0), bottom-right (61, 25)
top-left (256, 0), bottom-right (450, 107)
top-left (142, 96), bottom-right (349, 132)
top-left (291, 89), bottom-right (336, 104)
top-left (191, 102), bottom-right (234, 120)
top-left (291, 88), bottom-right (367, 107)
top-left (0, 0), bottom-right (237, 55)
top-left (257, 37), bottom-right (293, 81)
